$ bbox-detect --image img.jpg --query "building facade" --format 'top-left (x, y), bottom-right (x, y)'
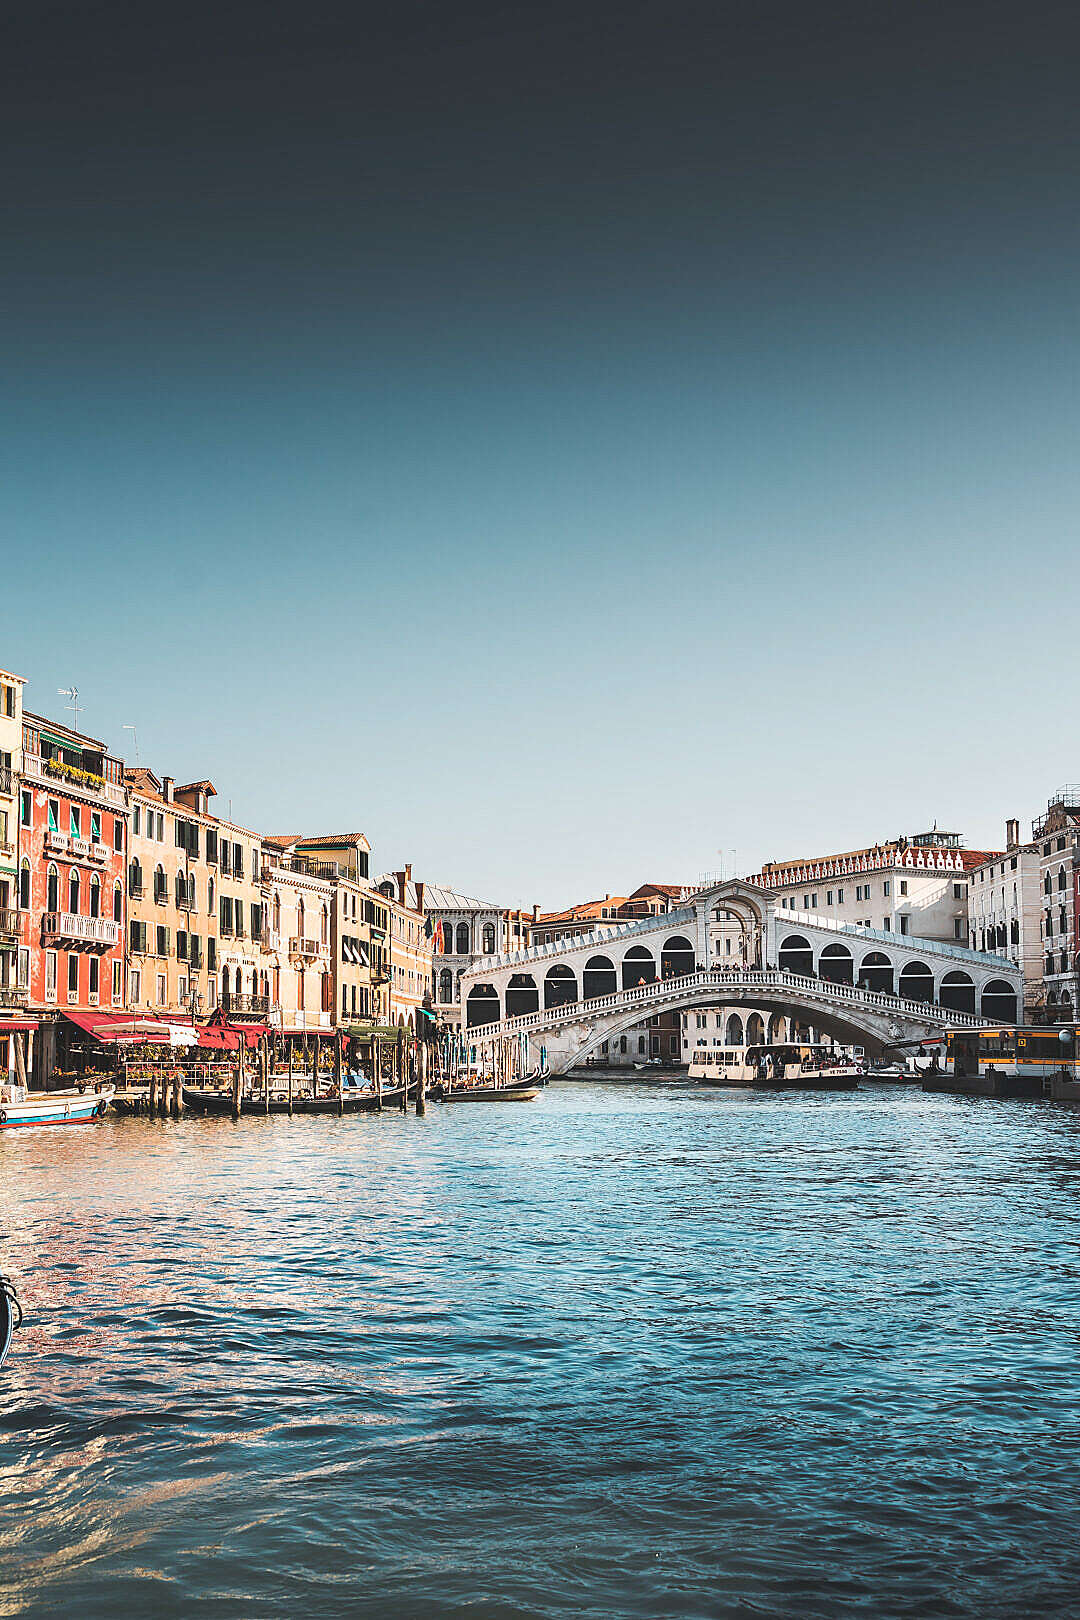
top-left (966, 818), bottom-right (1044, 1019)
top-left (377, 868), bottom-right (435, 1027)
top-left (423, 884), bottom-right (536, 1027)
top-left (1031, 789), bottom-right (1080, 1023)
top-left (0, 669), bottom-right (25, 1014)
top-left (19, 712), bottom-right (127, 1019)
top-left (750, 831), bottom-right (996, 945)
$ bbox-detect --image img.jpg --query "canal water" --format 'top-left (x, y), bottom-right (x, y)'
top-left (3, 1081), bottom-right (1080, 1618)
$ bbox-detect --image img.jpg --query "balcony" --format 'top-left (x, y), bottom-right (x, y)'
top-left (0, 985), bottom-right (25, 1008)
top-left (22, 752), bottom-right (126, 809)
top-left (128, 881), bottom-right (144, 899)
top-left (46, 830), bottom-right (69, 855)
top-left (0, 765), bottom-right (12, 795)
top-left (89, 841), bottom-right (109, 863)
top-left (42, 912), bottom-right (120, 949)
top-left (220, 991), bottom-right (272, 1015)
top-left (288, 936), bottom-right (321, 961)
top-left (0, 907), bottom-right (19, 945)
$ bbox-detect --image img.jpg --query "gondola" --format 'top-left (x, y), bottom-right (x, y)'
top-left (1, 1274), bottom-right (21, 1370)
top-left (431, 1080), bottom-right (541, 1102)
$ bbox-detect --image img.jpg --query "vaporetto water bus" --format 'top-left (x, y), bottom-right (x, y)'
top-left (931, 1027), bottom-right (1080, 1100)
top-left (687, 1044), bottom-right (860, 1090)
top-left (0, 1080), bottom-right (113, 1128)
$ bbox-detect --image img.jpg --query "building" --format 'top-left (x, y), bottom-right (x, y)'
top-left (124, 770), bottom-right (268, 1019)
top-left (750, 830), bottom-right (997, 944)
top-left (262, 833), bottom-right (378, 1038)
top-left (18, 711), bottom-right (128, 1044)
top-left (423, 884), bottom-right (536, 1027)
top-left (966, 818), bottom-right (1044, 1019)
top-left (377, 867), bottom-right (435, 1028)
top-left (1031, 789), bottom-right (1080, 1023)
top-left (0, 669), bottom-right (25, 1016)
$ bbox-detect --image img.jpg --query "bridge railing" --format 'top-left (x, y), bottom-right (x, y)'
top-left (464, 967), bottom-right (991, 1039)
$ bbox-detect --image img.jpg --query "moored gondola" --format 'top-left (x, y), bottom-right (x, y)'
top-left (1, 1273), bottom-right (21, 1370)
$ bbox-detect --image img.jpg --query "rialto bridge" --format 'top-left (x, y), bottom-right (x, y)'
top-left (457, 880), bottom-right (1023, 1074)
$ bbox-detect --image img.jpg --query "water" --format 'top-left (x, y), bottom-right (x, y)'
top-left (3, 1081), bottom-right (1080, 1618)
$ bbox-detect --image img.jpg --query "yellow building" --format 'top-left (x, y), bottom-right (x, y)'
top-left (377, 867), bottom-right (434, 1030)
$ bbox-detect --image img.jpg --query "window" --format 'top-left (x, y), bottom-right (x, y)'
top-left (899, 916), bottom-right (909, 935)
top-left (882, 917), bottom-right (891, 930)
top-left (67, 954), bottom-right (79, 1000)
top-left (19, 859), bottom-right (30, 910)
top-left (156, 924), bottom-right (170, 956)
top-left (1059, 867), bottom-right (1067, 891)
top-left (156, 974), bottom-right (166, 1004)
top-left (954, 919), bottom-right (963, 939)
top-left (483, 922), bottom-right (496, 953)
top-left (45, 951), bottom-right (57, 1001)
top-left (837, 888), bottom-right (844, 904)
top-left (827, 891), bottom-right (833, 905)
top-left (953, 883), bottom-right (963, 899)
top-left (70, 806), bottom-right (81, 838)
top-left (68, 869), bottom-right (80, 914)
top-left (20, 790), bottom-right (31, 826)
top-left (251, 903), bottom-right (262, 942)
top-left (205, 829), bottom-right (218, 864)
top-left (801, 895), bottom-right (808, 908)
top-left (133, 805), bottom-right (142, 835)
top-left (88, 957), bottom-right (99, 1002)
top-left (88, 874), bottom-right (100, 917)
top-left (208, 938), bottom-right (217, 972)
top-left (883, 881), bottom-right (891, 898)
top-left (899, 880), bottom-right (908, 896)
top-left (113, 816), bottom-right (123, 851)
top-left (91, 811), bottom-right (101, 844)
top-left (47, 798), bottom-right (59, 832)
top-left (0, 683), bottom-right (13, 718)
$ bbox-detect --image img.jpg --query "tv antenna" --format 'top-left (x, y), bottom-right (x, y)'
top-left (57, 687), bottom-right (81, 733)
top-left (121, 724), bottom-right (140, 765)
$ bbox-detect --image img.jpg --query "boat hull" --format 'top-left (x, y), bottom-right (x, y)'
top-left (0, 1090), bottom-right (111, 1128)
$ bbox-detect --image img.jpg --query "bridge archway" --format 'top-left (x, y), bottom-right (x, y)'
top-left (939, 970), bottom-right (975, 1014)
top-left (899, 961), bottom-right (934, 1003)
top-left (622, 946), bottom-right (656, 989)
top-left (859, 952), bottom-right (893, 995)
top-left (768, 1012), bottom-right (787, 1043)
top-left (545, 963), bottom-right (578, 1009)
top-left (466, 984), bottom-right (500, 1027)
top-left (746, 1012), bottom-right (765, 1044)
top-left (778, 934), bottom-right (814, 976)
top-left (506, 973), bottom-right (539, 1018)
top-left (982, 979), bottom-right (1018, 1022)
top-left (819, 942), bottom-right (854, 985)
top-left (661, 935), bottom-right (696, 978)
top-left (583, 954), bottom-right (617, 998)
top-left (725, 1013), bottom-right (744, 1045)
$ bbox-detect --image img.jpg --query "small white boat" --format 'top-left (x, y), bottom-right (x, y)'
top-left (1, 1274), bottom-right (21, 1368)
top-left (0, 1081), bottom-right (114, 1129)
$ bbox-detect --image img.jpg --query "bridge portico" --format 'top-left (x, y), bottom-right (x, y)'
top-left (457, 880), bottom-right (1023, 1066)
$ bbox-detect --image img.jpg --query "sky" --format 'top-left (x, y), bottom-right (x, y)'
top-left (3, 1), bottom-right (1079, 907)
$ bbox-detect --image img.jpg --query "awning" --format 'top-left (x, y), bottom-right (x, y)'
top-left (62, 1010), bottom-right (174, 1046)
top-left (39, 731), bottom-right (83, 755)
top-left (343, 1022), bottom-right (401, 1041)
top-left (0, 1019), bottom-right (39, 1033)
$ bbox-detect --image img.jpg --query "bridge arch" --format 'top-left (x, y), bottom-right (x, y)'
top-left (622, 945), bottom-right (656, 989)
top-left (661, 935), bottom-right (696, 978)
top-left (506, 973), bottom-right (539, 1018)
top-left (819, 942), bottom-right (854, 985)
top-left (899, 961), bottom-right (934, 1003)
top-left (778, 934), bottom-right (814, 976)
top-left (725, 1013), bottom-right (744, 1045)
top-left (939, 969), bottom-right (975, 1015)
top-left (583, 954), bottom-right (617, 998)
top-left (746, 1012), bottom-right (765, 1044)
top-left (466, 984), bottom-right (500, 1027)
top-left (544, 963), bottom-right (578, 1009)
top-left (982, 979), bottom-right (1018, 1022)
top-left (859, 952), bottom-right (893, 995)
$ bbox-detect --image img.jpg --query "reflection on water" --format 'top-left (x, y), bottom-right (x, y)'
top-left (3, 1083), bottom-right (1080, 1618)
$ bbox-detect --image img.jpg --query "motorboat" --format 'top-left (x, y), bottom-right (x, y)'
top-left (688, 1044), bottom-right (859, 1091)
top-left (0, 1080), bottom-right (114, 1129)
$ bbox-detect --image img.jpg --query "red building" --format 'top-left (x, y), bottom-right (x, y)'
top-left (18, 713), bottom-right (127, 1033)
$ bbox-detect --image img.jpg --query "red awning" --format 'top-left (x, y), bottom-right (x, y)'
top-left (196, 1026), bottom-right (240, 1051)
top-left (62, 1011), bottom-right (172, 1045)
top-left (0, 1019), bottom-right (39, 1033)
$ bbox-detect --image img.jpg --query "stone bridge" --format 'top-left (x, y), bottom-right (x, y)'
top-left (456, 879), bottom-right (1022, 1070)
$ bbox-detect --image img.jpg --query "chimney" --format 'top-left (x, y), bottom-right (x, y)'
top-left (405, 862), bottom-right (412, 883)
top-left (395, 870), bottom-right (406, 906)
top-left (416, 881), bottom-right (425, 913)
top-left (1006, 817), bottom-right (1019, 850)
top-left (533, 903), bottom-right (540, 921)
top-left (162, 776), bottom-right (174, 804)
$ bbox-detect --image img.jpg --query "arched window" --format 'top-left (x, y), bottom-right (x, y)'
top-left (1058, 866), bottom-right (1067, 891)
top-left (778, 934), bottom-right (814, 976)
top-left (47, 863), bottom-right (59, 913)
top-left (154, 864), bottom-right (166, 902)
top-left (660, 935), bottom-right (695, 978)
top-left (273, 892), bottom-right (280, 932)
top-left (982, 979), bottom-right (1018, 1023)
top-left (544, 964), bottom-right (577, 1008)
top-left (583, 955), bottom-right (617, 998)
top-left (208, 876), bottom-right (215, 912)
top-left (89, 873), bottom-right (100, 918)
top-left (20, 858), bottom-right (30, 910)
top-left (899, 961), bottom-right (934, 1002)
top-left (128, 857), bottom-right (142, 896)
top-left (234, 966), bottom-right (243, 994)
top-left (1044, 872), bottom-right (1053, 895)
top-left (456, 921), bottom-right (471, 954)
top-left (439, 967), bottom-right (453, 1003)
top-left (621, 946), bottom-right (656, 989)
top-left (859, 952), bottom-right (893, 994)
top-left (482, 922), bottom-right (496, 954)
top-left (506, 973), bottom-right (538, 1017)
top-left (113, 881), bottom-right (122, 923)
top-left (321, 904), bottom-right (329, 945)
top-left (68, 868), bottom-right (80, 915)
top-left (297, 897), bottom-right (305, 938)
top-left (818, 942), bottom-right (853, 985)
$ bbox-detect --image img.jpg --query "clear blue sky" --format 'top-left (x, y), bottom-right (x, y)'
top-left (3, 3), bottom-right (1077, 906)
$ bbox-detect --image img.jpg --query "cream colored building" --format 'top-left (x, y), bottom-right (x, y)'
top-left (262, 833), bottom-right (376, 1034)
top-left (0, 668), bottom-right (25, 1011)
top-left (125, 771), bottom-right (268, 1018)
top-left (377, 867), bottom-right (435, 1028)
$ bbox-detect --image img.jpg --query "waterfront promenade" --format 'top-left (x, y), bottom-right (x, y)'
top-left (3, 1082), bottom-right (1080, 1617)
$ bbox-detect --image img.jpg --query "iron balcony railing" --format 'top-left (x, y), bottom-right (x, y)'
top-left (0, 907), bottom-right (20, 941)
top-left (0, 766), bottom-right (12, 795)
top-left (219, 992), bottom-right (272, 1014)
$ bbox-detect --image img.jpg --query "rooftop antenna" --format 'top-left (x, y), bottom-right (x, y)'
top-left (121, 724), bottom-right (140, 765)
top-left (57, 686), bottom-right (81, 733)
